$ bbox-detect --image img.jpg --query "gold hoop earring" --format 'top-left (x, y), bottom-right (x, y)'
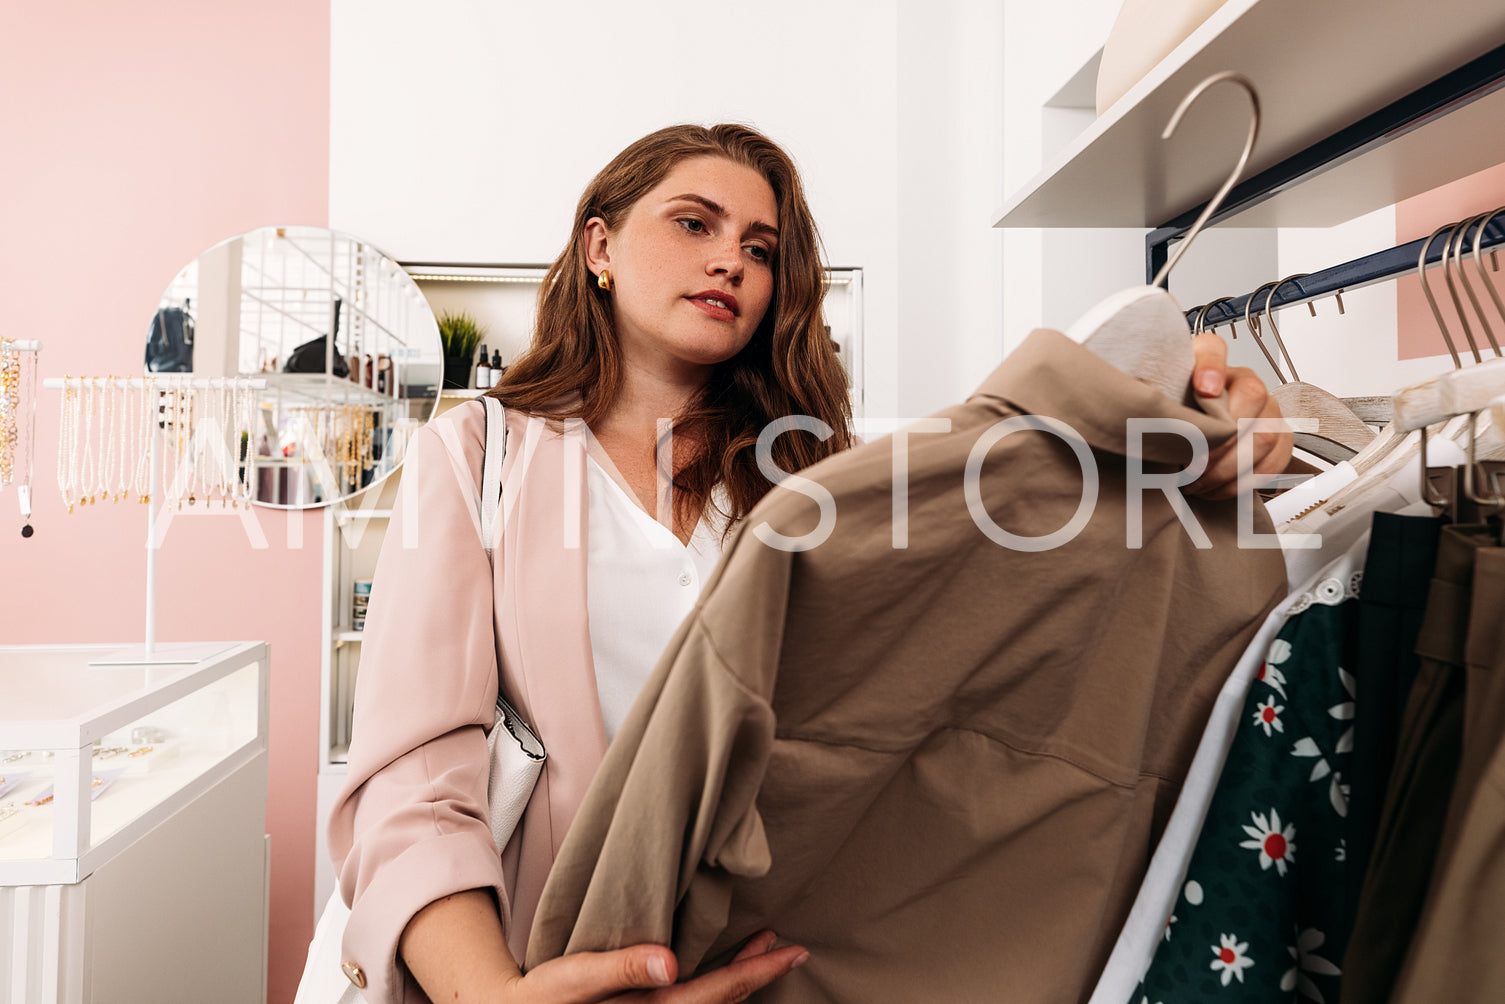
top-left (597, 269), bottom-right (612, 292)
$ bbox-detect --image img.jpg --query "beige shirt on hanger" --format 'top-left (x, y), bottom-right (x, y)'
top-left (528, 329), bottom-right (1289, 1003)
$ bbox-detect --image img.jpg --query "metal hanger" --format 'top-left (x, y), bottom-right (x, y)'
top-left (1470, 206), bottom-right (1505, 332)
top-left (1462, 405), bottom-right (1505, 507)
top-left (1254, 274), bottom-right (1376, 462)
top-left (1193, 297), bottom-right (1241, 341)
top-left (1418, 221), bottom-right (1465, 370)
top-left (1242, 280), bottom-right (1289, 380)
top-left (1458, 207), bottom-right (1505, 358)
top-left (1443, 214), bottom-right (1488, 363)
top-left (1152, 72), bottom-right (1260, 288)
top-left (1065, 72), bottom-right (1262, 401)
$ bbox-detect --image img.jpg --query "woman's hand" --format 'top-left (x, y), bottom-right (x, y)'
top-left (503, 931), bottom-right (808, 1003)
top-left (1186, 331), bottom-right (1293, 500)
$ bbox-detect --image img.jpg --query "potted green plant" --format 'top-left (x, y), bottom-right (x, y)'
top-left (438, 310), bottom-right (486, 389)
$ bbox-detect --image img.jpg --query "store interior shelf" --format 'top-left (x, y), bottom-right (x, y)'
top-left (258, 372), bottom-right (405, 408)
top-left (334, 631), bottom-right (366, 644)
top-left (333, 508), bottom-right (392, 525)
top-left (994, 0), bottom-right (1505, 230)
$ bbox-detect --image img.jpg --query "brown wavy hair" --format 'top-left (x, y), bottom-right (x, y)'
top-left (489, 123), bottom-right (853, 530)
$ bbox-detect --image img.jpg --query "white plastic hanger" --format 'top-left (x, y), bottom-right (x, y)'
top-left (1066, 71), bottom-right (1261, 402)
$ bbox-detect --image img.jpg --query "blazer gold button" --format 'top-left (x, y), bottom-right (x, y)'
top-left (342, 961), bottom-right (367, 989)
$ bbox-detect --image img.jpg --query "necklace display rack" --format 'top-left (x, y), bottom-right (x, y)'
top-left (0, 338), bottom-right (41, 539)
top-left (41, 374), bottom-right (266, 673)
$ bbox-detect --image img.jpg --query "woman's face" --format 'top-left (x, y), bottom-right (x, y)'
top-left (587, 155), bottom-right (779, 380)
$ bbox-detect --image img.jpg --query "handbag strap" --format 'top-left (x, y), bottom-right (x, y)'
top-left (480, 396), bottom-right (506, 560)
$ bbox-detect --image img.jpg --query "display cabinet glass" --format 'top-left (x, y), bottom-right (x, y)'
top-left (0, 642), bottom-right (268, 886)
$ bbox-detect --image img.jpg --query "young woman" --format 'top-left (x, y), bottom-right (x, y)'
top-left (328, 123), bottom-right (1291, 1004)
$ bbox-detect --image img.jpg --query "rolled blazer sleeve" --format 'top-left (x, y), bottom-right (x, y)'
top-left (326, 414), bottom-right (507, 1003)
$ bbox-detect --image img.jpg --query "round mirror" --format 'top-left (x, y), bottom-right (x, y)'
top-left (147, 226), bottom-right (441, 508)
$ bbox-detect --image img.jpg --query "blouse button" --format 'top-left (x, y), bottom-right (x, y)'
top-left (1316, 578), bottom-right (1344, 604)
top-left (678, 572), bottom-right (692, 587)
top-left (342, 962), bottom-right (367, 989)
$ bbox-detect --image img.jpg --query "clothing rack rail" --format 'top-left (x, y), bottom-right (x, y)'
top-left (1148, 40), bottom-right (1505, 283)
top-left (1191, 214), bottom-right (1505, 329)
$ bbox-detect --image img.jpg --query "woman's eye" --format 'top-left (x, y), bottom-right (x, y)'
top-left (678, 218), bottom-right (706, 234)
top-left (746, 245), bottom-right (771, 263)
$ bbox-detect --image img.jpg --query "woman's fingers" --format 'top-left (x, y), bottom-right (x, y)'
top-left (1190, 331), bottom-right (1230, 397)
top-left (519, 936), bottom-right (806, 1004)
top-left (648, 944), bottom-right (809, 1004)
top-left (729, 930), bottom-right (780, 963)
top-left (522, 944), bottom-right (678, 1001)
top-left (1188, 367), bottom-right (1292, 499)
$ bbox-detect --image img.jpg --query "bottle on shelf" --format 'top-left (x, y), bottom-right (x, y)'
top-left (364, 355), bottom-right (374, 389)
top-left (376, 354), bottom-right (391, 395)
top-left (490, 348), bottom-right (503, 381)
top-left (475, 344), bottom-right (492, 390)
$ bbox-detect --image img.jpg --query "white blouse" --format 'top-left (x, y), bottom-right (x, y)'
top-left (585, 454), bottom-right (724, 741)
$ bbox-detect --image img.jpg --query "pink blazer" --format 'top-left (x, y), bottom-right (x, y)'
top-left (327, 401), bottom-right (608, 1003)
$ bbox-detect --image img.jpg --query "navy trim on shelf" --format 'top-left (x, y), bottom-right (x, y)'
top-left (1189, 214), bottom-right (1505, 328)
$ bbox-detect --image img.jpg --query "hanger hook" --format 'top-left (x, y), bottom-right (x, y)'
top-left (1259, 274), bottom-right (1311, 384)
top-left (1243, 281), bottom-right (1287, 381)
top-left (1469, 205), bottom-right (1505, 358)
top-left (1195, 297), bottom-right (1239, 339)
top-left (1419, 222), bottom-right (1464, 369)
top-left (1455, 211), bottom-right (1503, 358)
top-left (1418, 425), bottom-right (1452, 509)
top-left (1152, 71), bottom-right (1262, 289)
top-left (1189, 304), bottom-right (1210, 335)
top-left (1444, 214), bottom-right (1486, 364)
top-left (1464, 409), bottom-right (1505, 505)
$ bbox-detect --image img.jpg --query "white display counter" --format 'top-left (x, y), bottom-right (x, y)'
top-left (0, 641), bottom-right (270, 1004)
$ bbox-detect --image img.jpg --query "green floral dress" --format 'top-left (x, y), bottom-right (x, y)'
top-left (1135, 587), bottom-right (1359, 1003)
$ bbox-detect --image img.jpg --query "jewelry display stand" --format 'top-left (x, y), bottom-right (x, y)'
top-left (1, 338), bottom-right (42, 537)
top-left (41, 375), bottom-right (266, 672)
top-left (0, 642), bottom-right (270, 1003)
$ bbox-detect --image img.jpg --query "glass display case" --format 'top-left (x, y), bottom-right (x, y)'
top-left (0, 641), bottom-right (270, 1003)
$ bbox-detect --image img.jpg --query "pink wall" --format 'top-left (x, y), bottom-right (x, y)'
top-left (0, 4), bottom-right (330, 1001)
top-left (1396, 162), bottom-right (1505, 360)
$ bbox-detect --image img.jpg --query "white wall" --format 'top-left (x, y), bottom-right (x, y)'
top-left (895, 0), bottom-right (1008, 417)
top-left (330, 0), bottom-right (1025, 423)
top-left (331, 0), bottom-right (992, 424)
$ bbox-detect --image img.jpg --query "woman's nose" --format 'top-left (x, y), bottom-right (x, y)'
top-left (706, 238), bottom-right (744, 281)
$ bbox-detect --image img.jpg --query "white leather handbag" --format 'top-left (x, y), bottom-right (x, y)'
top-left (295, 397), bottom-right (545, 1004)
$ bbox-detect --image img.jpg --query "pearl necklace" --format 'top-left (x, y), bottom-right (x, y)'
top-left (114, 379), bottom-right (132, 502)
top-left (79, 378), bottom-right (96, 506)
top-left (56, 378), bottom-right (75, 512)
top-left (98, 377), bottom-right (116, 505)
top-left (130, 379), bottom-right (154, 504)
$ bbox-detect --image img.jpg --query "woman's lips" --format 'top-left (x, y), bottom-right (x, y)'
top-left (687, 293), bottom-right (737, 322)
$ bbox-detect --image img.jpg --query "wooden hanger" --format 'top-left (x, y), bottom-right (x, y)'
top-left (1244, 275), bottom-right (1376, 463)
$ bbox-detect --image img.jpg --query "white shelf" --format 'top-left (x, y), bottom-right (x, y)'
top-left (334, 630), bottom-right (366, 643)
top-left (995, 0), bottom-right (1505, 229)
top-left (259, 371), bottom-right (407, 407)
top-left (333, 508), bottom-right (392, 524)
